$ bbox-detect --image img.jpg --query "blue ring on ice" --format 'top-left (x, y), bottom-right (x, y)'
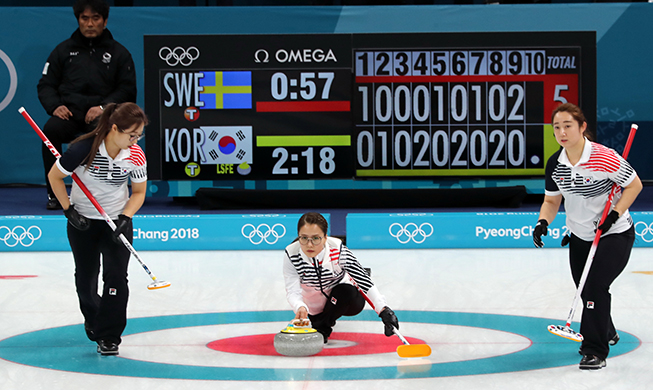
top-left (0, 310), bottom-right (639, 380)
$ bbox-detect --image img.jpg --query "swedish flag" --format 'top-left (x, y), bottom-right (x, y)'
top-left (199, 71), bottom-right (252, 109)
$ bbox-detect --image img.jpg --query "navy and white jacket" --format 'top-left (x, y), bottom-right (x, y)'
top-left (283, 237), bottom-right (387, 316)
top-left (37, 28), bottom-right (136, 119)
top-left (545, 138), bottom-right (637, 241)
top-left (55, 137), bottom-right (147, 220)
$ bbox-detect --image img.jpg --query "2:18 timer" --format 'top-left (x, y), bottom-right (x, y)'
top-left (272, 147), bottom-right (337, 175)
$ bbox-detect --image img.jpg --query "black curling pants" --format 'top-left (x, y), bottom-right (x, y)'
top-left (569, 226), bottom-right (634, 359)
top-left (308, 284), bottom-right (365, 340)
top-left (67, 218), bottom-right (132, 344)
top-left (42, 116), bottom-right (95, 198)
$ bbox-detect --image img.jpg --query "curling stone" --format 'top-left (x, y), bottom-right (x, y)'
top-left (273, 325), bottom-right (324, 357)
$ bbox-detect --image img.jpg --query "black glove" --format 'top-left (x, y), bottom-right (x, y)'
top-left (533, 219), bottom-right (548, 248)
top-left (63, 204), bottom-right (89, 231)
top-left (112, 214), bottom-right (131, 243)
top-left (379, 307), bottom-right (399, 337)
top-left (561, 234), bottom-right (570, 247)
top-left (597, 210), bottom-right (620, 233)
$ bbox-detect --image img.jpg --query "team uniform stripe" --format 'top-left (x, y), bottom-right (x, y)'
top-left (127, 145), bottom-right (146, 167)
top-left (544, 141), bottom-right (637, 240)
top-left (286, 240), bottom-right (375, 293)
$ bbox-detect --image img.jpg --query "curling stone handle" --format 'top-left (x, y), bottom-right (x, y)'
top-left (291, 318), bottom-right (311, 328)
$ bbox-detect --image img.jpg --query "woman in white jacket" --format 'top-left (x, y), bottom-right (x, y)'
top-left (283, 212), bottom-right (398, 343)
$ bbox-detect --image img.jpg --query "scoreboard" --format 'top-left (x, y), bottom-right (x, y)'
top-left (144, 32), bottom-right (595, 181)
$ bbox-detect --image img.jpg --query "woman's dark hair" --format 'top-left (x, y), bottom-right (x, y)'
top-left (73, 0), bottom-right (110, 21)
top-left (551, 102), bottom-right (594, 141)
top-left (297, 212), bottom-right (328, 236)
top-left (71, 102), bottom-right (148, 168)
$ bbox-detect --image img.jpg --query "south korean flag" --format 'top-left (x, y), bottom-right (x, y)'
top-left (198, 126), bottom-right (253, 165)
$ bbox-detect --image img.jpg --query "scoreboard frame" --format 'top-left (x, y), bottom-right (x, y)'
top-left (144, 31), bottom-right (595, 181)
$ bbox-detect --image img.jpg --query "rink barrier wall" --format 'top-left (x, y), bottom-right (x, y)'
top-left (346, 211), bottom-right (653, 249)
top-left (0, 213), bottom-right (318, 252)
top-left (1, 212), bottom-right (652, 252)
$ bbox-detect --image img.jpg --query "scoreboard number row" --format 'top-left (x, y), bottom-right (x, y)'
top-left (356, 50), bottom-right (549, 77)
top-left (356, 127), bottom-right (531, 170)
top-left (356, 82), bottom-right (531, 124)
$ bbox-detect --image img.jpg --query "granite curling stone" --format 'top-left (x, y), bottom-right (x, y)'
top-left (274, 325), bottom-right (324, 357)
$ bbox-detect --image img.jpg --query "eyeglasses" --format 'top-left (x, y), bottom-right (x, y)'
top-left (118, 127), bottom-right (144, 142)
top-left (127, 133), bottom-right (144, 142)
top-left (120, 130), bottom-right (145, 142)
top-left (298, 235), bottom-right (324, 245)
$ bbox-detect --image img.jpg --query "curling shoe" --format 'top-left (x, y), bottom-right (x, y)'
top-left (579, 355), bottom-right (606, 370)
top-left (579, 333), bottom-right (621, 355)
top-left (314, 327), bottom-right (332, 344)
top-left (97, 340), bottom-right (119, 356)
top-left (609, 333), bottom-right (620, 346)
top-left (84, 322), bottom-right (96, 341)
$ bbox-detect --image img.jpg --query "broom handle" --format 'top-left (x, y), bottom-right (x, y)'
top-left (18, 107), bottom-right (161, 284)
top-left (346, 273), bottom-right (408, 345)
top-left (565, 123), bottom-right (638, 327)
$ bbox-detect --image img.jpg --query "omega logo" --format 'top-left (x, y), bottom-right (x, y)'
top-left (254, 48), bottom-right (337, 64)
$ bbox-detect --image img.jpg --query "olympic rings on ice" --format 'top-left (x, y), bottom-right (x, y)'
top-left (159, 46), bottom-right (200, 67)
top-left (388, 222), bottom-right (433, 244)
top-left (635, 221), bottom-right (653, 243)
top-left (241, 223), bottom-right (286, 245)
top-left (0, 225), bottom-right (42, 247)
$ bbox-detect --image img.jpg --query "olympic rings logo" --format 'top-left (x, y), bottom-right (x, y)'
top-left (0, 226), bottom-right (42, 247)
top-left (388, 222), bottom-right (433, 244)
top-left (159, 46), bottom-right (200, 67)
top-left (635, 221), bottom-right (653, 243)
top-left (0, 49), bottom-right (18, 113)
top-left (241, 223), bottom-right (286, 245)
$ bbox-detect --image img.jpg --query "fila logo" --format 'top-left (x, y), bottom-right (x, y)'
top-left (587, 301), bottom-right (595, 309)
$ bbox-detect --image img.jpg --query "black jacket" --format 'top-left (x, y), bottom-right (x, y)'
top-left (37, 28), bottom-right (137, 119)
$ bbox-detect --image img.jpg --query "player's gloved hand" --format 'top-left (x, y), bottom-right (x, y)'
top-left (112, 214), bottom-right (131, 243)
top-left (533, 219), bottom-right (548, 248)
top-left (379, 307), bottom-right (399, 337)
top-left (63, 204), bottom-right (89, 231)
top-left (597, 210), bottom-right (620, 233)
top-left (561, 234), bottom-right (570, 247)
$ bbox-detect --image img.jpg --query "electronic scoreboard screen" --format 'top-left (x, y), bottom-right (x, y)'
top-left (144, 32), bottom-right (595, 181)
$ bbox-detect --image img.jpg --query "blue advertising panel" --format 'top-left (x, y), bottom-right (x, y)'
top-left (346, 211), bottom-right (653, 249)
top-left (0, 214), bottom-right (327, 252)
top-left (3, 212), bottom-right (651, 252)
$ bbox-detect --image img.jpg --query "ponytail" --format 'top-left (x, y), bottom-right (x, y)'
top-left (70, 103), bottom-right (148, 168)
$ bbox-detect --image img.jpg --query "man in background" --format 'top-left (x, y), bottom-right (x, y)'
top-left (37, 0), bottom-right (136, 209)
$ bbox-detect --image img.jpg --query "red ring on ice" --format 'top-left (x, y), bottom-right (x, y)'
top-left (207, 332), bottom-right (426, 356)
